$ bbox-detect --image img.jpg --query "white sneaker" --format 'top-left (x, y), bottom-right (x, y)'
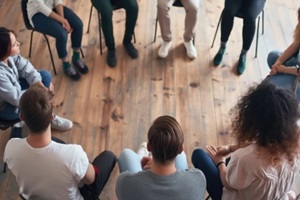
top-left (184, 40), bottom-right (197, 59)
top-left (137, 142), bottom-right (149, 157)
top-left (51, 115), bottom-right (73, 131)
top-left (158, 41), bottom-right (172, 58)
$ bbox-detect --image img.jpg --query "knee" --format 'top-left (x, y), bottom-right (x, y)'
top-left (267, 51), bottom-right (280, 68)
top-left (126, 0), bottom-right (138, 14)
top-left (223, 7), bottom-right (236, 18)
top-left (72, 18), bottom-right (83, 32)
top-left (103, 150), bottom-right (117, 161)
top-left (157, 1), bottom-right (170, 13)
top-left (185, 3), bottom-right (199, 14)
top-left (191, 148), bottom-right (206, 166)
top-left (39, 70), bottom-right (52, 87)
top-left (119, 148), bottom-right (134, 159)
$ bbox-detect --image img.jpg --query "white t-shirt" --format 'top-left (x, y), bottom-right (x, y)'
top-left (27, 0), bottom-right (63, 27)
top-left (222, 144), bottom-right (299, 200)
top-left (4, 138), bottom-right (89, 200)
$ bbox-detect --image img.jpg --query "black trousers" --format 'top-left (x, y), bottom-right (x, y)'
top-left (221, 0), bottom-right (266, 51)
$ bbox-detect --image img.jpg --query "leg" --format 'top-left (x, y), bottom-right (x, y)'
top-left (181, 0), bottom-right (199, 42)
top-left (241, 0), bottom-right (266, 51)
top-left (267, 50), bottom-right (299, 69)
top-left (80, 150), bottom-right (117, 199)
top-left (91, 0), bottom-right (115, 50)
top-left (32, 13), bottom-right (68, 59)
top-left (157, 0), bottom-right (175, 42)
top-left (174, 151), bottom-right (188, 170)
top-left (0, 104), bottom-right (19, 120)
top-left (192, 149), bottom-right (223, 200)
top-left (118, 148), bottom-right (143, 173)
top-left (38, 70), bottom-right (52, 88)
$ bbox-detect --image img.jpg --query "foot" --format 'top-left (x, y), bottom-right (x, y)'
top-left (158, 41), bottom-right (172, 58)
top-left (213, 47), bottom-right (226, 66)
top-left (107, 49), bottom-right (117, 68)
top-left (123, 42), bottom-right (139, 59)
top-left (237, 54), bottom-right (247, 75)
top-left (72, 59), bottom-right (89, 74)
top-left (64, 66), bottom-right (81, 81)
top-left (137, 142), bottom-right (149, 157)
top-left (184, 40), bottom-right (197, 59)
top-left (51, 115), bottom-right (73, 131)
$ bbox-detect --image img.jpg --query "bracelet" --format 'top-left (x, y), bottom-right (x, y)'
top-left (216, 161), bottom-right (225, 168)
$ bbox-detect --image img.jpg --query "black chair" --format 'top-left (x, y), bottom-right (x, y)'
top-left (0, 118), bottom-right (21, 173)
top-left (21, 0), bottom-right (84, 75)
top-left (87, 3), bottom-right (136, 55)
top-left (153, 0), bottom-right (195, 44)
top-left (211, 9), bottom-right (265, 58)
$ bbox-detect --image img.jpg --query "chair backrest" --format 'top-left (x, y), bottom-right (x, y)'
top-left (0, 118), bottom-right (21, 131)
top-left (21, 0), bottom-right (33, 30)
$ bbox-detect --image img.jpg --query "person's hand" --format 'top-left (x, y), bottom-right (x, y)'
top-left (205, 145), bottom-right (225, 166)
top-left (49, 82), bottom-right (55, 95)
top-left (141, 156), bottom-right (152, 170)
top-left (216, 145), bottom-right (231, 157)
top-left (61, 19), bottom-right (72, 33)
top-left (270, 64), bottom-right (286, 75)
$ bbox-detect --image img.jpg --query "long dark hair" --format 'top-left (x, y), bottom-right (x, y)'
top-left (294, 8), bottom-right (300, 43)
top-left (0, 27), bottom-right (13, 61)
top-left (230, 82), bottom-right (300, 162)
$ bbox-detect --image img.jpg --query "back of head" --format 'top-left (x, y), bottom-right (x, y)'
top-left (147, 115), bottom-right (184, 164)
top-left (0, 27), bottom-right (12, 61)
top-left (231, 81), bottom-right (300, 160)
top-left (20, 85), bottom-right (53, 134)
top-left (294, 8), bottom-right (300, 43)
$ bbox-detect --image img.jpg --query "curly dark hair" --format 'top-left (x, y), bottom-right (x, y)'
top-left (230, 81), bottom-right (300, 161)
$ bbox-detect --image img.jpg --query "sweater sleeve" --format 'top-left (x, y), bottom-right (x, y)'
top-left (13, 55), bottom-right (42, 85)
top-left (29, 0), bottom-right (53, 17)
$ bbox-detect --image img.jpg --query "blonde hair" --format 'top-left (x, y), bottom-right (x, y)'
top-left (294, 8), bottom-right (300, 43)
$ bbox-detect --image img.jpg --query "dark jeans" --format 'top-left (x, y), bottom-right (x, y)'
top-left (80, 150), bottom-right (117, 200)
top-left (91, 0), bottom-right (138, 50)
top-left (0, 70), bottom-right (52, 120)
top-left (32, 6), bottom-right (83, 59)
top-left (221, 0), bottom-right (266, 51)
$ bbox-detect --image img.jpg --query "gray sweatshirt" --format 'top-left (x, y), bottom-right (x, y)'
top-left (0, 55), bottom-right (41, 110)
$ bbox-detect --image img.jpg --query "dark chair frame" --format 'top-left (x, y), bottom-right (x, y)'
top-left (211, 9), bottom-right (265, 58)
top-left (87, 4), bottom-right (136, 55)
top-left (21, 0), bottom-right (84, 75)
top-left (153, 0), bottom-right (195, 44)
top-left (0, 118), bottom-right (21, 173)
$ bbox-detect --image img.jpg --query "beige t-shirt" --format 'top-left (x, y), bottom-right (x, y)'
top-left (222, 144), bottom-right (299, 200)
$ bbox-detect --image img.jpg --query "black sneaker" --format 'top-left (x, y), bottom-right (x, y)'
top-left (72, 59), bottom-right (89, 74)
top-left (12, 127), bottom-right (22, 138)
top-left (107, 49), bottom-right (117, 68)
top-left (64, 66), bottom-right (81, 81)
top-left (123, 42), bottom-right (139, 59)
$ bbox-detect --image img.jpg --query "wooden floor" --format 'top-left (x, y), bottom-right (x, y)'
top-left (0, 0), bottom-right (300, 199)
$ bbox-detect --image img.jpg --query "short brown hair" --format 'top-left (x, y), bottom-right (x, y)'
top-left (147, 116), bottom-right (184, 164)
top-left (19, 85), bottom-right (53, 133)
top-left (0, 27), bottom-right (13, 61)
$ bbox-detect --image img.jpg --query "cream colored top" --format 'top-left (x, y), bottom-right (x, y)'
top-left (222, 144), bottom-right (299, 200)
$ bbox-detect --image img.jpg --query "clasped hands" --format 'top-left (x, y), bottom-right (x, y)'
top-left (205, 145), bottom-right (231, 166)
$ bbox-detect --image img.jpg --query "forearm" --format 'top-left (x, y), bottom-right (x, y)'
top-left (49, 11), bottom-right (65, 24)
top-left (276, 42), bottom-right (300, 64)
top-left (218, 164), bottom-right (233, 190)
top-left (55, 4), bottom-right (64, 18)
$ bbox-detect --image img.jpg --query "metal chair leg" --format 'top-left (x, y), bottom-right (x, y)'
top-left (205, 195), bottom-right (210, 200)
top-left (211, 11), bottom-right (223, 48)
top-left (29, 31), bottom-right (34, 58)
top-left (80, 48), bottom-right (84, 58)
top-left (133, 32), bottom-right (136, 43)
top-left (255, 16), bottom-right (260, 58)
top-left (262, 10), bottom-right (264, 35)
top-left (87, 5), bottom-right (93, 33)
top-left (98, 12), bottom-right (103, 55)
top-left (154, 17), bottom-right (158, 43)
top-left (3, 162), bottom-right (7, 173)
top-left (43, 34), bottom-right (57, 75)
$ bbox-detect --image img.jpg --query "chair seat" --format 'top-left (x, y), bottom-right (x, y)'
top-left (0, 118), bottom-right (21, 130)
top-left (173, 0), bottom-right (183, 7)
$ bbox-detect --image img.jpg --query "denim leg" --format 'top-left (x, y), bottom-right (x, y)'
top-left (267, 51), bottom-right (299, 68)
top-left (0, 103), bottom-right (19, 120)
top-left (192, 149), bottom-right (223, 200)
top-left (32, 13), bottom-right (68, 59)
top-left (39, 70), bottom-right (52, 88)
top-left (175, 151), bottom-right (188, 170)
top-left (118, 148), bottom-right (143, 173)
top-left (63, 6), bottom-right (83, 49)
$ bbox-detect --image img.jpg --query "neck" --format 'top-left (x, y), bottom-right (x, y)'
top-left (26, 126), bottom-right (52, 148)
top-left (150, 159), bottom-right (177, 176)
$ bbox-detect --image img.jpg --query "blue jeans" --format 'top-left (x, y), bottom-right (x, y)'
top-left (267, 50), bottom-right (300, 69)
top-left (118, 148), bottom-right (188, 173)
top-left (0, 70), bottom-right (52, 120)
top-left (192, 149), bottom-right (223, 200)
top-left (32, 6), bottom-right (83, 59)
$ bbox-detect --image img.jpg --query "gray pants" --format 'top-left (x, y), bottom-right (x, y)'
top-left (157, 0), bottom-right (199, 42)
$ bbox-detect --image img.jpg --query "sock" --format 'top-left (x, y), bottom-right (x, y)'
top-left (240, 49), bottom-right (248, 56)
top-left (72, 51), bottom-right (80, 62)
top-left (63, 61), bottom-right (71, 71)
top-left (220, 41), bottom-right (227, 49)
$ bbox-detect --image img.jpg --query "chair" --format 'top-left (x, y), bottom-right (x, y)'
top-left (0, 118), bottom-right (21, 173)
top-left (153, 0), bottom-right (195, 44)
top-left (87, 3), bottom-right (136, 55)
top-left (211, 9), bottom-right (265, 58)
top-left (21, 0), bottom-right (84, 75)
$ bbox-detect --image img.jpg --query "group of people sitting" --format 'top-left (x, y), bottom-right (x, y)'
top-left (1, 0), bottom-right (300, 199)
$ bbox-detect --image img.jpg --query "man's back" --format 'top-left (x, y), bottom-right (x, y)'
top-left (4, 138), bottom-right (89, 200)
top-left (116, 168), bottom-right (206, 200)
